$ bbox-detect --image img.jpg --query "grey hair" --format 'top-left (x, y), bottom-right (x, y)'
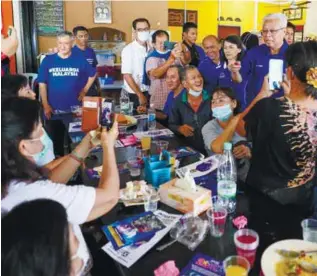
top-left (262, 13), bottom-right (287, 28)
top-left (57, 31), bottom-right (74, 39)
top-left (179, 65), bottom-right (198, 82)
top-left (168, 65), bottom-right (184, 80)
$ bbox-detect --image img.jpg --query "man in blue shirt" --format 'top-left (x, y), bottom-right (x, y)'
top-left (241, 13), bottom-right (289, 105)
top-left (72, 26), bottom-right (100, 96)
top-left (182, 22), bottom-right (206, 67)
top-left (198, 35), bottom-right (223, 94)
top-left (38, 31), bottom-right (96, 156)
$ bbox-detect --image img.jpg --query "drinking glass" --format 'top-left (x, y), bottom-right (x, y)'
top-left (70, 105), bottom-right (82, 118)
top-left (223, 256), bottom-right (250, 276)
top-left (144, 187), bottom-right (158, 212)
top-left (128, 102), bottom-right (134, 115)
top-left (206, 206), bottom-right (227, 237)
top-left (127, 157), bottom-right (141, 178)
top-left (212, 195), bottom-right (229, 210)
top-left (301, 219), bottom-right (317, 243)
top-left (234, 228), bottom-right (259, 267)
top-left (141, 136), bottom-right (151, 150)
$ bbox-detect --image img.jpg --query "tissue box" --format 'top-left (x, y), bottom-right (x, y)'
top-left (158, 179), bottom-right (212, 216)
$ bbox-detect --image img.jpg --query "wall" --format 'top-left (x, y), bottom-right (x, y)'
top-left (304, 0), bottom-right (317, 37)
top-left (1, 0), bottom-right (16, 73)
top-left (38, 1), bottom-right (168, 53)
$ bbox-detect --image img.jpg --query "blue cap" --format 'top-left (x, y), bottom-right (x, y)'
top-left (224, 142), bottom-right (232, 151)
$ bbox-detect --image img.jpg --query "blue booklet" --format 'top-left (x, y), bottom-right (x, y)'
top-left (180, 253), bottom-right (224, 276)
top-left (102, 212), bottom-right (165, 250)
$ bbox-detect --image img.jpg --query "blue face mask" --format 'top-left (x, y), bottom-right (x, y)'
top-left (212, 104), bottom-right (233, 122)
top-left (26, 129), bottom-right (55, 167)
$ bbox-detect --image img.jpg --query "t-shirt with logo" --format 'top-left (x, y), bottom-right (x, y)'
top-left (72, 45), bottom-right (98, 68)
top-left (38, 53), bottom-right (96, 111)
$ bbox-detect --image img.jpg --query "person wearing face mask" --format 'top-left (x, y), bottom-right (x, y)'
top-left (198, 35), bottom-right (223, 94)
top-left (2, 74), bottom-right (36, 100)
top-left (241, 13), bottom-right (289, 106)
top-left (202, 87), bottom-right (251, 182)
top-left (1, 97), bottom-right (121, 275)
top-left (169, 66), bottom-right (212, 154)
top-left (143, 30), bottom-right (183, 110)
top-left (72, 26), bottom-right (101, 97)
top-left (121, 18), bottom-right (151, 109)
top-left (218, 35), bottom-right (247, 110)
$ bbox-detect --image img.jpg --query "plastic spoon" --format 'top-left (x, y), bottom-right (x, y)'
top-left (156, 227), bottom-right (185, 251)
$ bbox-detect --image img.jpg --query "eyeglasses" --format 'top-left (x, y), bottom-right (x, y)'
top-left (261, 28), bottom-right (284, 36)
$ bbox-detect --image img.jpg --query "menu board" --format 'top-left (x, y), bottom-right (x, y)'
top-left (34, 1), bottom-right (64, 36)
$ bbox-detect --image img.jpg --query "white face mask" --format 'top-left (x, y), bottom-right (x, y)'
top-left (156, 49), bottom-right (170, 55)
top-left (25, 129), bottom-right (55, 167)
top-left (137, 31), bottom-right (150, 42)
top-left (188, 89), bottom-right (202, 97)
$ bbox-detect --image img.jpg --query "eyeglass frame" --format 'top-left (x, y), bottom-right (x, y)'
top-left (261, 27), bottom-right (285, 36)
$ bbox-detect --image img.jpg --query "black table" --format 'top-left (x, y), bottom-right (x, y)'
top-left (81, 121), bottom-right (311, 276)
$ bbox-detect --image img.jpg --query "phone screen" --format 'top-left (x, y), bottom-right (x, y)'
top-left (163, 41), bottom-right (176, 50)
top-left (269, 59), bottom-right (284, 90)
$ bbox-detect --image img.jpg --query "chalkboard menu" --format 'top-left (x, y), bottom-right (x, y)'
top-left (34, 1), bottom-right (64, 36)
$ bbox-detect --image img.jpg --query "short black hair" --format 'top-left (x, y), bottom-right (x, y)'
top-left (152, 30), bottom-right (169, 43)
top-left (285, 41), bottom-right (317, 99)
top-left (183, 22), bottom-right (197, 33)
top-left (1, 74), bottom-right (28, 99)
top-left (241, 32), bottom-right (259, 51)
top-left (211, 86), bottom-right (241, 114)
top-left (73, 26), bottom-right (88, 36)
top-left (223, 35), bottom-right (245, 62)
top-left (287, 21), bottom-right (296, 31)
top-left (168, 65), bottom-right (183, 80)
top-left (132, 18), bottom-right (150, 30)
top-left (2, 199), bottom-right (70, 276)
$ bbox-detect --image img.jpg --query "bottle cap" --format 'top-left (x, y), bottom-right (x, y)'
top-left (224, 142), bottom-right (232, 151)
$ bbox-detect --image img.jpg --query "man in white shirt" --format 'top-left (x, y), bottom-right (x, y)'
top-left (121, 18), bottom-right (151, 108)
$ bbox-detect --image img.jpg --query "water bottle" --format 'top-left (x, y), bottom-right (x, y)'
top-left (148, 104), bottom-right (156, 130)
top-left (120, 90), bottom-right (130, 115)
top-left (217, 142), bottom-right (237, 213)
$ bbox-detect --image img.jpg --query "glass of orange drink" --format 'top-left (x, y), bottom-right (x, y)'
top-left (223, 256), bottom-right (250, 276)
top-left (141, 136), bottom-right (151, 151)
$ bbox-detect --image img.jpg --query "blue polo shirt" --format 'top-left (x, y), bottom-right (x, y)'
top-left (198, 56), bottom-right (223, 94)
top-left (242, 41), bottom-right (288, 105)
top-left (162, 88), bottom-right (185, 116)
top-left (72, 45), bottom-right (98, 68)
top-left (217, 63), bottom-right (248, 111)
top-left (38, 53), bottom-right (96, 111)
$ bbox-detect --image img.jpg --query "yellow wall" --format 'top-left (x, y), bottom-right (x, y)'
top-left (168, 0), bottom-right (307, 43)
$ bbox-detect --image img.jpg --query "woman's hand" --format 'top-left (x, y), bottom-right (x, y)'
top-left (137, 105), bottom-right (147, 114)
top-left (171, 42), bottom-right (183, 59)
top-left (178, 124), bottom-right (194, 137)
top-left (101, 121), bottom-right (119, 149)
top-left (233, 144), bottom-right (251, 159)
top-left (228, 61), bottom-right (241, 74)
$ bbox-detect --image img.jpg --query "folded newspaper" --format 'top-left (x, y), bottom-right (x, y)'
top-left (133, 129), bottom-right (174, 140)
top-left (102, 210), bottom-right (181, 268)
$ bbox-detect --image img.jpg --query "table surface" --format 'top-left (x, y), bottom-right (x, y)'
top-left (80, 120), bottom-right (310, 276)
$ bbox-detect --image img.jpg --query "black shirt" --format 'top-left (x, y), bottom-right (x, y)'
top-left (245, 97), bottom-right (317, 203)
top-left (183, 40), bottom-right (200, 67)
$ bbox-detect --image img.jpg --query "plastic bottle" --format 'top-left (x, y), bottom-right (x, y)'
top-left (120, 90), bottom-right (130, 115)
top-left (147, 104), bottom-right (156, 130)
top-left (217, 142), bottom-right (237, 213)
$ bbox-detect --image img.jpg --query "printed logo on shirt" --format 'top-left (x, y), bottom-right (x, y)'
top-left (256, 65), bottom-right (263, 67)
top-left (49, 67), bottom-right (79, 77)
top-left (86, 58), bottom-right (94, 65)
top-left (219, 72), bottom-right (226, 79)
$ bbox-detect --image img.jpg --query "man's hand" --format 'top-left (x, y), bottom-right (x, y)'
top-left (137, 105), bottom-right (147, 114)
top-left (43, 103), bottom-right (53, 119)
top-left (138, 93), bottom-right (148, 106)
top-left (78, 90), bottom-right (87, 102)
top-left (233, 144), bottom-right (251, 159)
top-left (178, 124), bottom-right (194, 137)
top-left (171, 43), bottom-right (182, 59)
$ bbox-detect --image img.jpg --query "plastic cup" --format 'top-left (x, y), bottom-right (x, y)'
top-left (234, 228), bottom-right (259, 267)
top-left (118, 126), bottom-right (127, 136)
top-left (206, 206), bottom-right (227, 238)
top-left (212, 195), bottom-right (229, 210)
top-left (128, 102), bottom-right (134, 115)
top-left (141, 136), bottom-right (151, 150)
top-left (144, 187), bottom-right (158, 212)
top-left (223, 256), bottom-right (250, 276)
top-left (127, 157), bottom-right (141, 177)
top-left (70, 105), bottom-right (82, 117)
top-left (301, 219), bottom-right (317, 243)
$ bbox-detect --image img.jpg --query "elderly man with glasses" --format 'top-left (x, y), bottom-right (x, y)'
top-left (241, 13), bottom-right (289, 105)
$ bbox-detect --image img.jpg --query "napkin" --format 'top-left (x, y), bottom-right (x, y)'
top-left (154, 260), bottom-right (179, 276)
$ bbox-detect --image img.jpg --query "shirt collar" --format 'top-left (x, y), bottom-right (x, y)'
top-left (182, 89), bottom-right (210, 103)
top-left (132, 40), bottom-right (148, 51)
top-left (263, 40), bottom-right (289, 56)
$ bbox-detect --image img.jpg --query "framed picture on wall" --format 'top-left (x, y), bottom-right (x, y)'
top-left (93, 0), bottom-right (112, 24)
top-left (186, 10), bottom-right (198, 24)
top-left (168, 9), bottom-right (185, 26)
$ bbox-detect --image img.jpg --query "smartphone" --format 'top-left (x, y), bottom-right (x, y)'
top-left (163, 41), bottom-right (176, 50)
top-left (100, 98), bottom-right (114, 130)
top-left (269, 59), bottom-right (284, 90)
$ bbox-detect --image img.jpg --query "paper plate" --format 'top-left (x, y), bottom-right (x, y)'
top-left (261, 239), bottom-right (317, 276)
